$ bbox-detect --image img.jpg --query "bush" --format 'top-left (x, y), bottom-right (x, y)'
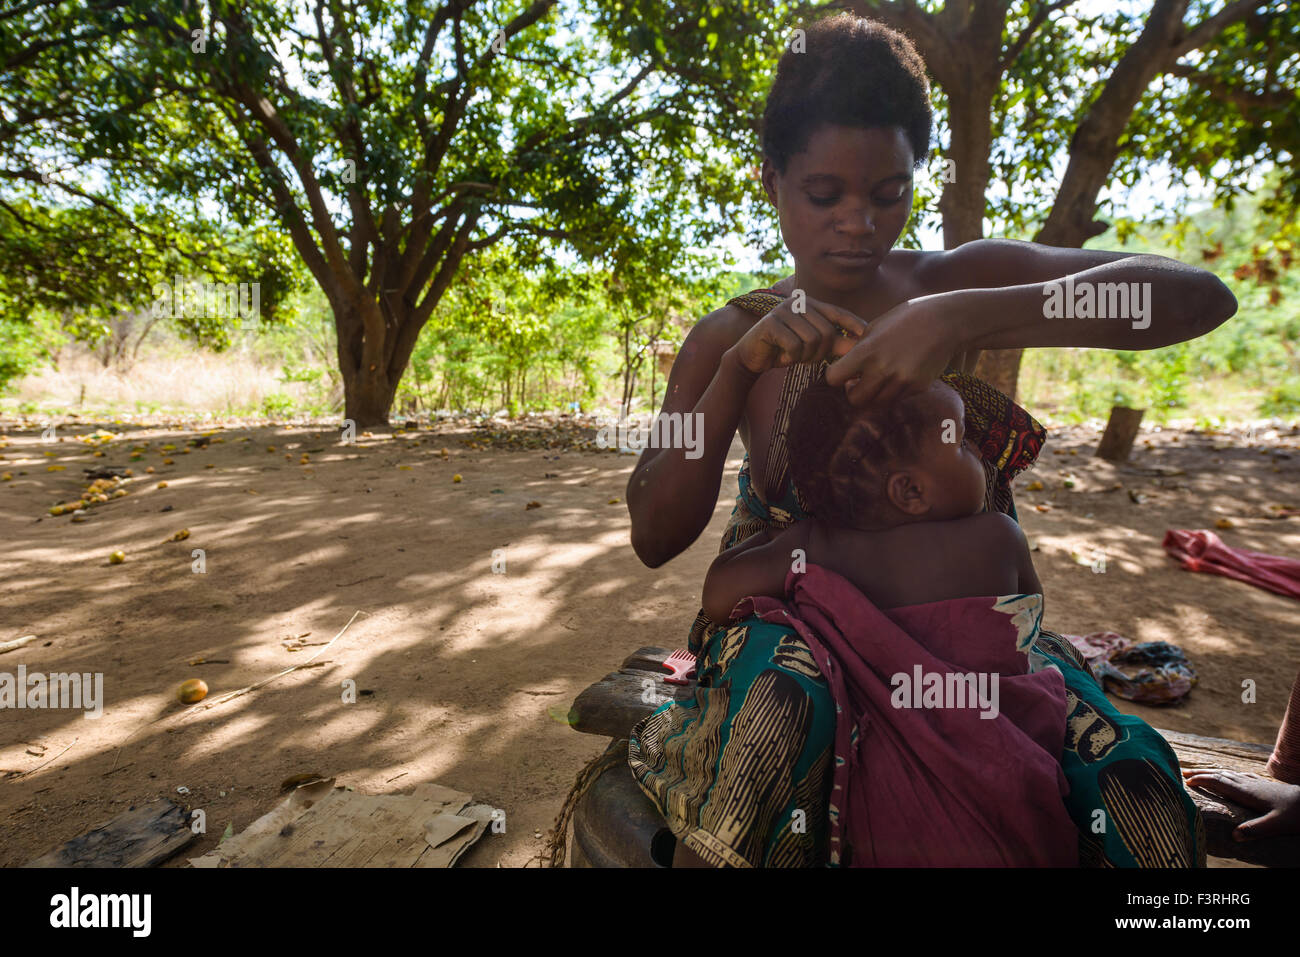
top-left (261, 392), bottom-right (296, 417)
top-left (1260, 383), bottom-right (1300, 418)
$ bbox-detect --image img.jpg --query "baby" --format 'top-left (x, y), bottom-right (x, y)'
top-left (702, 376), bottom-right (1040, 621)
top-left (700, 374), bottom-right (1077, 867)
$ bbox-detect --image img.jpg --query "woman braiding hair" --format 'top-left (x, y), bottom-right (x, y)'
top-left (610, 12), bottom-right (1234, 867)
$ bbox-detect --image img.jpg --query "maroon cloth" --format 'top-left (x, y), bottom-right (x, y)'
top-left (1163, 529), bottom-right (1300, 601)
top-left (735, 564), bottom-right (1077, 867)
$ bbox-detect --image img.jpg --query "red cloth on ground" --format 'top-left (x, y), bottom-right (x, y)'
top-left (1163, 529), bottom-right (1300, 601)
top-left (735, 565), bottom-right (1077, 867)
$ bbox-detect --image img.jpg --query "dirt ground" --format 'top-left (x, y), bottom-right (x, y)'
top-left (1, 412), bottom-right (1298, 868)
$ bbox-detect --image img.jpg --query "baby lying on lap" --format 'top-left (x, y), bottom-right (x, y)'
top-left (702, 376), bottom-right (1037, 622)
top-left (702, 375), bottom-right (1077, 867)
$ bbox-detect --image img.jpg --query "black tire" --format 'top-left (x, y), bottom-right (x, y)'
top-left (570, 740), bottom-right (674, 868)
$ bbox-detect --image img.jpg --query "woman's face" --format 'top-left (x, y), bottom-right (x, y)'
top-left (762, 124), bottom-right (914, 292)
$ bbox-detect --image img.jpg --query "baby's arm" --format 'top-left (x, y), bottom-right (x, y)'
top-left (702, 522), bottom-right (814, 624)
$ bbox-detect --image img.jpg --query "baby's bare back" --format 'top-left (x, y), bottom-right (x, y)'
top-left (810, 512), bottom-right (1031, 609)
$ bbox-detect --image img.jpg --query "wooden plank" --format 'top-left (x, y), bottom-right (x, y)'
top-left (26, 799), bottom-right (195, 868)
top-left (1159, 728), bottom-right (1274, 771)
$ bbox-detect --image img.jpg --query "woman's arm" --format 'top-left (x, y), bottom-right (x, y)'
top-left (826, 239), bottom-right (1237, 406)
top-left (628, 300), bottom-right (865, 568)
top-left (626, 314), bottom-right (762, 568)
top-left (928, 239), bottom-right (1237, 351)
top-left (701, 523), bottom-right (813, 624)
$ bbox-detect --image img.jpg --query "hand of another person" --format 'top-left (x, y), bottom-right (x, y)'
top-left (1182, 768), bottom-right (1300, 840)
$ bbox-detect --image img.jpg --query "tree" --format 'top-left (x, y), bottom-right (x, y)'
top-left (847, 0), bottom-right (1298, 397)
top-left (2, 0), bottom-right (802, 426)
top-left (0, 197), bottom-right (299, 384)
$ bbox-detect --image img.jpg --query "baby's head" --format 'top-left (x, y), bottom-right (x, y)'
top-left (788, 377), bottom-right (986, 530)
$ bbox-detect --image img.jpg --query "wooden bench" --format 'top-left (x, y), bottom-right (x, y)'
top-left (565, 646), bottom-right (1300, 868)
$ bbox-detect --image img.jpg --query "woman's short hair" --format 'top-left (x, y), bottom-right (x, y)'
top-left (761, 13), bottom-right (932, 174)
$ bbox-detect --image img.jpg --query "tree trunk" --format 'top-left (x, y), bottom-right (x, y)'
top-left (341, 365), bottom-right (398, 429)
top-left (336, 299), bottom-right (399, 429)
top-left (973, 348), bottom-right (1025, 398)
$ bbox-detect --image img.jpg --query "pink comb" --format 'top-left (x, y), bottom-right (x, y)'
top-left (661, 648), bottom-right (697, 685)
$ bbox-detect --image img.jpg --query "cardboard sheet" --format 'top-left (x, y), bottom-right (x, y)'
top-left (189, 779), bottom-right (494, 867)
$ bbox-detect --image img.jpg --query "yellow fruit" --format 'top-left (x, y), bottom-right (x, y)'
top-left (1025, 480), bottom-right (1044, 491)
top-left (156, 481), bottom-right (168, 489)
top-left (146, 466), bottom-right (155, 474)
top-left (47, 464), bottom-right (65, 471)
top-left (109, 550), bottom-right (126, 564)
top-left (111, 489), bottom-right (126, 498)
top-left (267, 446), bottom-right (276, 452)
top-left (178, 678), bottom-right (208, 704)
top-left (1, 473), bottom-right (11, 481)
top-left (163, 458), bottom-right (174, 465)
top-left (1215, 518), bottom-right (1234, 530)
top-left (452, 473), bottom-right (462, 483)
top-left (170, 528), bottom-right (190, 541)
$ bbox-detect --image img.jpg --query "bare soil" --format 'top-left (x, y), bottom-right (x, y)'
top-left (1, 414), bottom-right (1298, 867)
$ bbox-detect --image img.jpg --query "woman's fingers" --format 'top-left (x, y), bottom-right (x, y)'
top-left (804, 296), bottom-right (869, 339)
top-left (771, 304), bottom-right (852, 366)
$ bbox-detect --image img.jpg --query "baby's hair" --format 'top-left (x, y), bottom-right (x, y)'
top-left (761, 13), bottom-right (932, 175)
top-left (788, 376), bottom-right (935, 528)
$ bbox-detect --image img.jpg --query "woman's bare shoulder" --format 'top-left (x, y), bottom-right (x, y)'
top-left (683, 301), bottom-right (763, 353)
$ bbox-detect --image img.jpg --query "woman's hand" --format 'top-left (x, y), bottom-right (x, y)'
top-left (824, 297), bottom-right (958, 407)
top-left (730, 294), bottom-right (868, 377)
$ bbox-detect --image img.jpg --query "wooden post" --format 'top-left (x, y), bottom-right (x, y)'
top-left (1095, 406), bottom-right (1145, 461)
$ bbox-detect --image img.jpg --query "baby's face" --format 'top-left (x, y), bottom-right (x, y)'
top-left (907, 384), bottom-right (987, 519)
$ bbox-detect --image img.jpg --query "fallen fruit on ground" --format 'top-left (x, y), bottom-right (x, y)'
top-left (178, 678), bottom-right (208, 704)
top-left (108, 550), bottom-right (126, 564)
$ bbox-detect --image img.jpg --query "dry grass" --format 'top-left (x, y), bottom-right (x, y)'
top-left (4, 344), bottom-right (328, 418)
